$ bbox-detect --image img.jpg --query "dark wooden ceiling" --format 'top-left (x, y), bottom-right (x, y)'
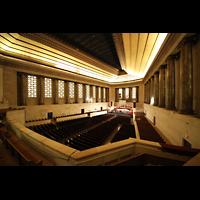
top-left (49, 33), bottom-right (121, 70)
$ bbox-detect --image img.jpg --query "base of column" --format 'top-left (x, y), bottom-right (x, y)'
top-left (178, 109), bottom-right (194, 115)
top-left (158, 104), bottom-right (165, 108)
top-left (165, 106), bottom-right (176, 110)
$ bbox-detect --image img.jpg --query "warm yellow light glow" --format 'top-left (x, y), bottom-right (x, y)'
top-left (2, 45), bottom-right (12, 51)
top-left (150, 97), bottom-right (154, 105)
top-left (0, 33), bottom-right (168, 83)
top-left (121, 33), bottom-right (168, 79)
top-left (142, 33), bottom-right (168, 77)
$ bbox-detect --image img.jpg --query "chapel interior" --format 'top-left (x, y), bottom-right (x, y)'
top-left (0, 33), bottom-right (200, 166)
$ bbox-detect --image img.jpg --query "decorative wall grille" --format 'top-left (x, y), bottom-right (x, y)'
top-left (58, 80), bottom-right (64, 98)
top-left (103, 88), bottom-right (105, 99)
top-left (79, 84), bottom-right (83, 98)
top-left (125, 88), bottom-right (129, 99)
top-left (119, 88), bottom-right (122, 99)
top-left (69, 82), bottom-right (74, 98)
top-left (86, 85), bottom-right (90, 100)
top-left (93, 86), bottom-right (96, 98)
top-left (28, 75), bottom-right (37, 97)
top-left (99, 87), bottom-right (101, 99)
top-left (45, 78), bottom-right (52, 98)
top-left (132, 87), bottom-right (136, 99)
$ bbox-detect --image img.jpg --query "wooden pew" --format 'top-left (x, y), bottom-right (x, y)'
top-left (1, 133), bottom-right (43, 166)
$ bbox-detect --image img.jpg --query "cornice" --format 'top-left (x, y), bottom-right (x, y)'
top-left (143, 33), bottom-right (187, 83)
top-left (177, 34), bottom-right (197, 49)
top-left (19, 33), bottom-right (119, 76)
top-left (0, 53), bottom-right (110, 87)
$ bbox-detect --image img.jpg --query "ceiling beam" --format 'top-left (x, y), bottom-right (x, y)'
top-left (112, 33), bottom-right (127, 72)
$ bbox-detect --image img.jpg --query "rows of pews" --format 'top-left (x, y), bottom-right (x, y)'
top-left (65, 114), bottom-right (136, 151)
top-left (27, 117), bottom-right (100, 142)
top-left (110, 115), bottom-right (131, 124)
top-left (111, 124), bottom-right (136, 143)
top-left (26, 114), bottom-right (115, 143)
top-left (26, 113), bottom-right (137, 151)
top-left (135, 112), bottom-right (165, 143)
top-left (65, 120), bottom-right (119, 151)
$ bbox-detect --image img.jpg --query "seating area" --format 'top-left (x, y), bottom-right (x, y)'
top-left (1, 132), bottom-right (43, 166)
top-left (26, 114), bottom-right (115, 143)
top-left (26, 113), bottom-right (138, 151)
top-left (135, 112), bottom-right (165, 143)
top-left (109, 114), bottom-right (132, 124)
top-left (111, 124), bottom-right (136, 143)
top-left (65, 120), bottom-right (119, 151)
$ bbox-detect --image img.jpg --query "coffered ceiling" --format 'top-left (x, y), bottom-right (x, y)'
top-left (0, 33), bottom-right (169, 84)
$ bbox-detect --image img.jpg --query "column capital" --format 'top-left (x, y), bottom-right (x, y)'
top-left (159, 64), bottom-right (167, 70)
top-left (177, 34), bottom-right (197, 49)
top-left (166, 54), bottom-right (177, 62)
top-left (154, 71), bottom-right (159, 75)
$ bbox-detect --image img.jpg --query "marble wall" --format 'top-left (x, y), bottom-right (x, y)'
top-left (144, 103), bottom-right (200, 149)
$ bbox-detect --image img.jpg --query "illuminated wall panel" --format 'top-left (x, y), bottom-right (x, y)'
top-left (45, 78), bottom-right (52, 98)
top-left (69, 82), bottom-right (74, 98)
top-left (58, 80), bottom-right (64, 98)
top-left (28, 75), bottom-right (37, 97)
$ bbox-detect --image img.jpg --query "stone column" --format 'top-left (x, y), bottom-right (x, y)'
top-left (146, 81), bottom-right (149, 103)
top-left (54, 79), bottom-right (58, 104)
top-left (115, 88), bottom-right (119, 102)
top-left (83, 84), bottom-right (86, 103)
top-left (146, 83), bottom-right (148, 103)
top-left (101, 87), bottom-right (103, 102)
top-left (106, 88), bottom-right (109, 102)
top-left (95, 86), bottom-right (98, 102)
top-left (122, 88), bottom-right (125, 100)
top-left (144, 84), bottom-right (146, 103)
top-left (90, 85), bottom-right (93, 103)
top-left (153, 71), bottom-right (159, 106)
top-left (74, 82), bottom-right (79, 103)
top-left (136, 86), bottom-right (139, 102)
top-left (39, 76), bottom-right (44, 105)
top-left (21, 73), bottom-right (27, 106)
top-left (65, 81), bottom-right (69, 104)
top-left (148, 79), bottom-right (151, 104)
top-left (129, 87), bottom-right (132, 102)
top-left (165, 55), bottom-right (176, 110)
top-left (158, 65), bottom-right (166, 108)
top-left (150, 76), bottom-right (154, 105)
top-left (178, 37), bottom-right (196, 114)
